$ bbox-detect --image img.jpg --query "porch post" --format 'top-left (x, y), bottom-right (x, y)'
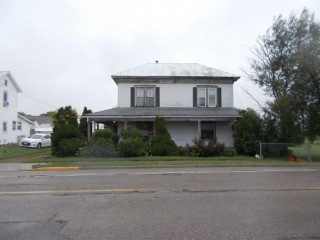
top-left (124, 121), bottom-right (127, 130)
top-left (87, 118), bottom-right (91, 140)
top-left (197, 120), bottom-right (201, 139)
top-left (91, 121), bottom-right (95, 135)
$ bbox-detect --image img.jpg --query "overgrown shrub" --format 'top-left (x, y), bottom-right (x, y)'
top-left (186, 138), bottom-right (225, 157)
top-left (224, 147), bottom-right (237, 157)
top-left (58, 138), bottom-right (82, 157)
top-left (176, 146), bottom-right (189, 156)
top-left (51, 106), bottom-right (83, 157)
top-left (150, 117), bottom-right (177, 156)
top-left (118, 127), bottom-right (145, 157)
top-left (87, 129), bottom-right (118, 157)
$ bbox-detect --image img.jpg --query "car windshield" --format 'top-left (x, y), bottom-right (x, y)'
top-left (29, 134), bottom-right (44, 139)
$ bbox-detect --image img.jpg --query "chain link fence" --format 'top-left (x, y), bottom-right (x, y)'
top-left (258, 142), bottom-right (320, 161)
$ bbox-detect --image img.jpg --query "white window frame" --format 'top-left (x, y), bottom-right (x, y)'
top-left (12, 121), bottom-right (16, 130)
top-left (135, 86), bottom-right (155, 107)
top-left (197, 88), bottom-right (206, 107)
top-left (17, 122), bottom-right (22, 130)
top-left (207, 88), bottom-right (217, 107)
top-left (197, 87), bottom-right (217, 108)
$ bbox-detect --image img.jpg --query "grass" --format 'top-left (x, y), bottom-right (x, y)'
top-left (0, 145), bottom-right (317, 169)
top-left (0, 145), bottom-right (50, 162)
top-left (289, 143), bottom-right (320, 161)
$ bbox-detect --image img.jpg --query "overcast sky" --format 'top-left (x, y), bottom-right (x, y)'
top-left (1, 0), bottom-right (319, 116)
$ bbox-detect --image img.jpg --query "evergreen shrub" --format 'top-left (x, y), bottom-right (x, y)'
top-left (118, 127), bottom-right (145, 157)
top-left (150, 117), bottom-right (177, 156)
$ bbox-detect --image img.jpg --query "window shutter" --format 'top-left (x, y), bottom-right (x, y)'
top-left (193, 87), bottom-right (197, 107)
top-left (130, 87), bottom-right (135, 107)
top-left (156, 87), bottom-right (160, 107)
top-left (217, 87), bottom-right (222, 107)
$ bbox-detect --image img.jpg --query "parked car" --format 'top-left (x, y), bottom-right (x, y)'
top-left (20, 134), bottom-right (51, 148)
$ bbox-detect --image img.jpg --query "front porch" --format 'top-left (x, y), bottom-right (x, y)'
top-left (84, 107), bottom-right (240, 147)
top-left (87, 118), bottom-right (234, 147)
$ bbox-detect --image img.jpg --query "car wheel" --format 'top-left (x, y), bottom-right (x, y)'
top-left (37, 143), bottom-right (41, 148)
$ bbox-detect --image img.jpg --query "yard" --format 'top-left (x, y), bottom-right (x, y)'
top-left (1, 144), bottom-right (318, 169)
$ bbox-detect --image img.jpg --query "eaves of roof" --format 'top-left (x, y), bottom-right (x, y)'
top-left (84, 107), bottom-right (240, 121)
top-left (111, 63), bottom-right (240, 84)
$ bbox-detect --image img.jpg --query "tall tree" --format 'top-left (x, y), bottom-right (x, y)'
top-left (246, 8), bottom-right (320, 142)
top-left (79, 106), bottom-right (92, 138)
top-left (51, 106), bottom-right (82, 156)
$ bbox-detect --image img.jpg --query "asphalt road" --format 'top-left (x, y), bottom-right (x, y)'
top-left (0, 166), bottom-right (320, 240)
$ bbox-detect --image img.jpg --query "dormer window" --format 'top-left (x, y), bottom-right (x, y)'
top-left (4, 80), bottom-right (8, 86)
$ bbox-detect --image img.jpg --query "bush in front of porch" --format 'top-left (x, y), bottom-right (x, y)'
top-left (150, 116), bottom-right (177, 156)
top-left (118, 127), bottom-right (145, 157)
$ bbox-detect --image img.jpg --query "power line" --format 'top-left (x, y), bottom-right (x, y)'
top-left (20, 93), bottom-right (58, 109)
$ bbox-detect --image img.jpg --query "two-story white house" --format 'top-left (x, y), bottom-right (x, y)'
top-left (0, 71), bottom-right (33, 145)
top-left (84, 63), bottom-right (240, 147)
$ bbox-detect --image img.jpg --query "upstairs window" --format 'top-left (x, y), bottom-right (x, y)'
top-left (131, 86), bottom-right (160, 107)
top-left (3, 122), bottom-right (7, 132)
top-left (3, 91), bottom-right (8, 101)
top-left (17, 122), bottom-right (22, 130)
top-left (12, 121), bottom-right (16, 130)
top-left (4, 80), bottom-right (8, 86)
top-left (136, 86), bottom-right (155, 107)
top-left (3, 91), bottom-right (9, 107)
top-left (197, 87), bottom-right (217, 107)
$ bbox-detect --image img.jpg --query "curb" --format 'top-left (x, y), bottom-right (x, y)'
top-left (33, 167), bottom-right (79, 171)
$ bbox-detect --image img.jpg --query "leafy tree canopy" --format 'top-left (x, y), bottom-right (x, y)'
top-left (246, 8), bottom-right (320, 142)
top-left (51, 106), bottom-right (82, 156)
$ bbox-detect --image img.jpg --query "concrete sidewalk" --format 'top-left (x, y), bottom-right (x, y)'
top-left (0, 163), bottom-right (34, 171)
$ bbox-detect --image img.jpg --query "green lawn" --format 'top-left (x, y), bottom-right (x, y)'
top-left (289, 144), bottom-right (320, 161)
top-left (0, 145), bottom-right (51, 162)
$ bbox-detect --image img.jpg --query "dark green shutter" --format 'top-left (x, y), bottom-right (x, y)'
top-left (131, 87), bottom-right (135, 107)
top-left (156, 87), bottom-right (160, 107)
top-left (193, 87), bottom-right (197, 107)
top-left (217, 87), bottom-right (222, 107)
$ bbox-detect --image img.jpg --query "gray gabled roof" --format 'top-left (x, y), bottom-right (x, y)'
top-left (112, 63), bottom-right (240, 79)
top-left (0, 71), bottom-right (22, 92)
top-left (84, 107), bottom-right (240, 121)
top-left (24, 115), bottom-right (53, 125)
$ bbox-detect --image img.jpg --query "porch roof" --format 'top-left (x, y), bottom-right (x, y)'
top-left (84, 107), bottom-right (240, 121)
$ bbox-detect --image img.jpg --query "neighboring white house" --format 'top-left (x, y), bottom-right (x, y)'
top-left (84, 63), bottom-right (241, 147)
top-left (24, 115), bottom-right (53, 135)
top-left (0, 71), bottom-right (33, 144)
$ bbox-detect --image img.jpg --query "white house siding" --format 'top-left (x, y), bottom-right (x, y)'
top-left (0, 75), bottom-right (20, 144)
top-left (221, 84), bottom-right (233, 108)
top-left (159, 84), bottom-right (193, 107)
top-left (118, 83), bottom-right (234, 108)
top-left (215, 121), bottom-right (234, 147)
top-left (166, 121), bottom-right (198, 146)
top-left (16, 117), bottom-right (33, 144)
